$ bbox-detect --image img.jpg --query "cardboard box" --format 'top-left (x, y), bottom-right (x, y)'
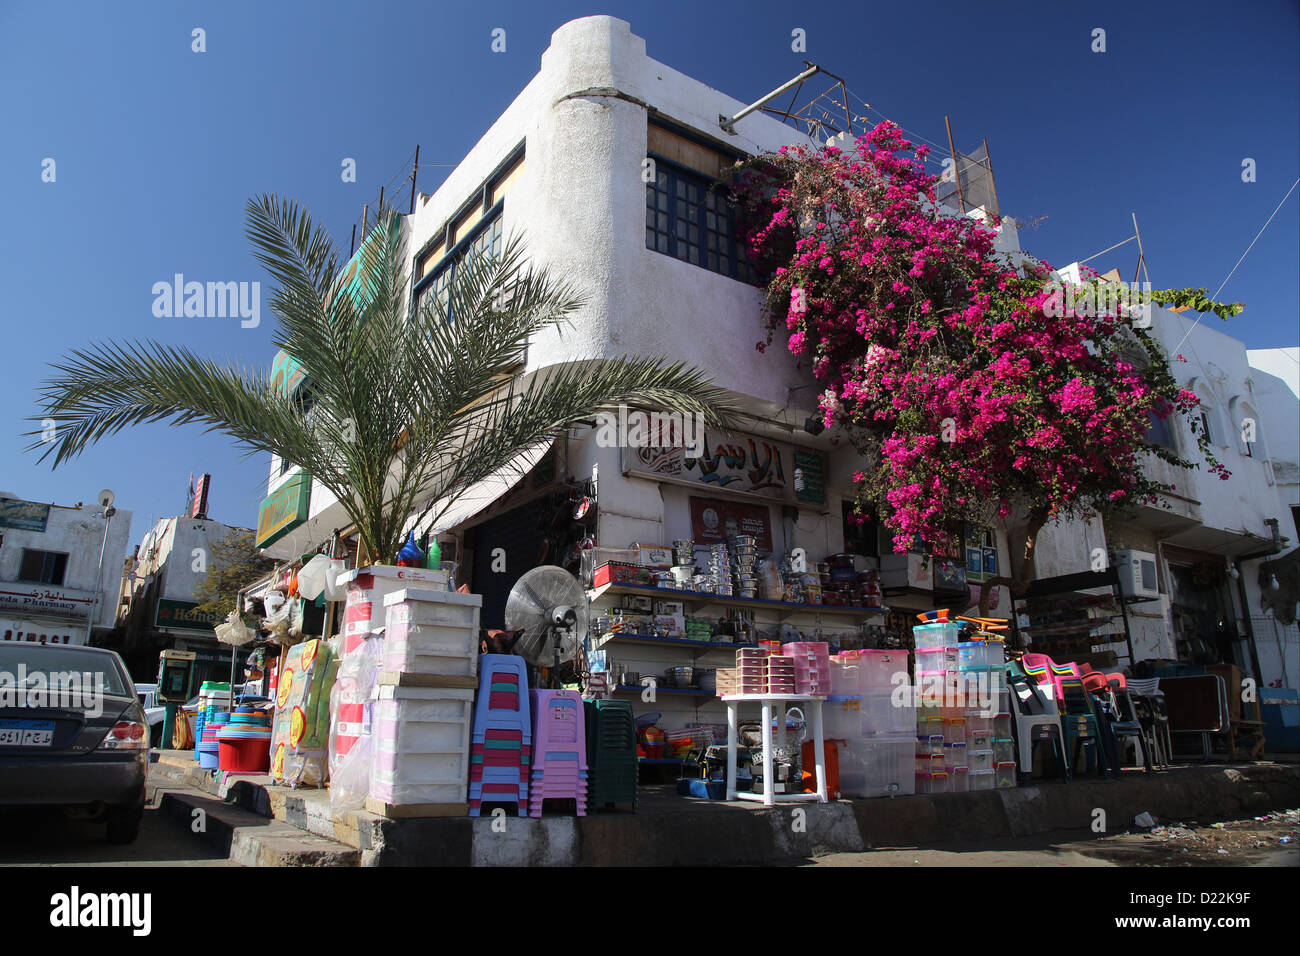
top-left (593, 562), bottom-right (651, 588)
top-left (635, 545), bottom-right (674, 569)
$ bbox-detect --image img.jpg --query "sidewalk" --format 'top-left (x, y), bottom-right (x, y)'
top-left (149, 750), bottom-right (1300, 866)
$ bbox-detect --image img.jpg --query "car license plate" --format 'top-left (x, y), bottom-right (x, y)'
top-left (0, 718), bottom-right (55, 747)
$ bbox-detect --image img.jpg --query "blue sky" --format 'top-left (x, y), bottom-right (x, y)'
top-left (1, 0), bottom-right (1296, 556)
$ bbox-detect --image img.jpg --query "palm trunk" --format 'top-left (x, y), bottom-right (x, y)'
top-left (977, 507), bottom-right (1049, 618)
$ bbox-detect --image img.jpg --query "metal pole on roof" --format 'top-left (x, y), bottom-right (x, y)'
top-left (1132, 212), bottom-right (1151, 286)
top-left (720, 62), bottom-right (824, 135)
top-left (409, 144), bottom-right (421, 215)
top-left (945, 116), bottom-right (965, 213)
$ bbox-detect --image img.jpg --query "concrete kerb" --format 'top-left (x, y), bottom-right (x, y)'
top-left (150, 752), bottom-right (1300, 866)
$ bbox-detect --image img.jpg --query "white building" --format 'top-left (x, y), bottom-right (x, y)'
top-left (118, 513), bottom-right (252, 660)
top-left (0, 492), bottom-right (132, 646)
top-left (256, 16), bottom-right (1296, 724)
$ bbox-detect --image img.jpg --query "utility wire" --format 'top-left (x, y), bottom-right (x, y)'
top-left (1171, 176), bottom-right (1300, 355)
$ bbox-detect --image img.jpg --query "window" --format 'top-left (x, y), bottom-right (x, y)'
top-left (19, 549), bottom-right (68, 586)
top-left (1145, 410), bottom-right (1177, 451)
top-left (646, 161), bottom-right (757, 284)
top-left (413, 210), bottom-right (503, 321)
top-left (1197, 410), bottom-right (1213, 445)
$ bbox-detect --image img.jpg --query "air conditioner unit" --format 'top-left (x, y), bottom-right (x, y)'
top-left (1114, 549), bottom-right (1160, 600)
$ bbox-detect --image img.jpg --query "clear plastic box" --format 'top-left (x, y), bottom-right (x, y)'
top-left (912, 622), bottom-right (962, 649)
top-left (915, 646), bottom-right (958, 673)
top-left (823, 697), bottom-right (863, 738)
top-left (861, 690), bottom-right (916, 735)
top-left (995, 761), bottom-right (1017, 789)
top-left (969, 749), bottom-right (995, 772)
top-left (970, 730), bottom-right (993, 752)
top-left (857, 649), bottom-right (911, 691)
top-left (944, 741), bottom-right (968, 769)
top-left (993, 737), bottom-right (1016, 763)
top-left (950, 766), bottom-right (970, 792)
top-left (916, 771), bottom-right (949, 794)
top-left (942, 716), bottom-right (967, 743)
top-left (842, 735), bottom-right (915, 797)
top-left (970, 768), bottom-right (994, 791)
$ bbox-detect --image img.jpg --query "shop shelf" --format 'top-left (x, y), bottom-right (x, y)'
top-left (587, 582), bottom-right (887, 620)
top-left (593, 632), bottom-right (755, 653)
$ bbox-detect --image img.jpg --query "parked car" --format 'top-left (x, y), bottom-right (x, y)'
top-left (133, 682), bottom-right (166, 741)
top-left (0, 643), bottom-right (149, 843)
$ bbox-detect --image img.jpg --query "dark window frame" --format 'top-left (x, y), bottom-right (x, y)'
top-left (412, 203), bottom-right (505, 322)
top-left (645, 154), bottom-right (759, 286)
top-left (18, 548), bottom-right (69, 586)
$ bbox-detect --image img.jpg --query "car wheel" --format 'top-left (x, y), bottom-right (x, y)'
top-left (105, 805), bottom-right (143, 844)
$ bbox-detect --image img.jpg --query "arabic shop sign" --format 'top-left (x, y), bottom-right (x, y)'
top-left (256, 473), bottom-right (312, 548)
top-left (0, 498), bottom-right (51, 532)
top-left (621, 428), bottom-right (827, 507)
top-left (0, 583), bottom-right (94, 621)
top-left (155, 599), bottom-right (225, 632)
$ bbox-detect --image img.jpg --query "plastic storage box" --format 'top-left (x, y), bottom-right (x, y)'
top-left (995, 761), bottom-right (1018, 789)
top-left (824, 697), bottom-right (863, 739)
top-left (857, 649), bottom-right (911, 690)
top-left (969, 749), bottom-right (995, 772)
top-left (916, 771), bottom-right (949, 794)
top-left (942, 716), bottom-right (967, 742)
top-left (970, 768), bottom-right (994, 791)
top-left (912, 621), bottom-right (962, 649)
top-left (840, 735), bottom-right (916, 797)
top-left (993, 737), bottom-right (1016, 763)
top-left (944, 741), bottom-right (968, 769)
top-left (970, 730), bottom-right (993, 752)
top-left (862, 690), bottom-right (916, 735)
top-left (915, 646), bottom-right (958, 674)
top-left (950, 766), bottom-right (970, 792)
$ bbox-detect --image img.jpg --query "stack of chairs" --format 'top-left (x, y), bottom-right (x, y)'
top-left (584, 699), bottom-right (638, 811)
top-left (529, 690), bottom-right (588, 817)
top-left (468, 654), bottom-right (531, 817)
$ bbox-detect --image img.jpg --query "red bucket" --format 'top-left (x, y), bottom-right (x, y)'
top-left (218, 736), bottom-right (271, 773)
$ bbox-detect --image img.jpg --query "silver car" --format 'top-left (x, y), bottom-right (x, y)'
top-left (0, 643), bottom-right (149, 843)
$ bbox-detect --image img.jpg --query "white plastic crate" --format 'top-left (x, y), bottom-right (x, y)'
top-left (368, 689), bottom-right (474, 805)
top-left (841, 735), bottom-right (915, 798)
top-left (861, 689), bottom-right (915, 735)
top-left (373, 694), bottom-right (474, 752)
top-left (382, 621), bottom-right (479, 677)
top-left (384, 587), bottom-right (481, 628)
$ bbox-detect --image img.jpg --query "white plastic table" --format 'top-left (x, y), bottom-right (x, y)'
top-left (721, 694), bottom-right (827, 806)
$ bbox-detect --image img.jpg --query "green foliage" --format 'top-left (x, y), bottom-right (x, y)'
top-left (192, 530), bottom-right (275, 619)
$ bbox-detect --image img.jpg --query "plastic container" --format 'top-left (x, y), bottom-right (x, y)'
top-left (217, 734), bottom-right (272, 773)
top-left (969, 749), bottom-right (995, 772)
top-left (912, 621), bottom-right (962, 649)
top-left (915, 646), bottom-right (958, 674)
top-left (829, 657), bottom-right (861, 696)
top-left (861, 690), bottom-right (915, 735)
top-left (970, 730), bottom-right (993, 752)
top-left (993, 737), bottom-right (1016, 763)
top-left (944, 741), bottom-right (968, 770)
top-left (917, 715), bottom-right (944, 741)
top-left (942, 717), bottom-right (967, 743)
top-left (382, 590), bottom-right (481, 677)
top-left (840, 735), bottom-right (915, 797)
top-left (993, 714), bottom-right (1013, 739)
top-left (981, 638), bottom-right (1006, 667)
top-left (919, 734), bottom-right (945, 755)
top-left (950, 766), bottom-right (970, 792)
top-left (916, 752), bottom-right (945, 775)
top-left (995, 761), bottom-right (1018, 789)
top-left (964, 713), bottom-right (992, 735)
top-left (857, 649), bottom-right (910, 691)
top-left (824, 697), bottom-right (862, 738)
top-left (970, 768), bottom-right (994, 791)
top-left (957, 642), bottom-right (984, 671)
top-left (916, 771), bottom-right (949, 794)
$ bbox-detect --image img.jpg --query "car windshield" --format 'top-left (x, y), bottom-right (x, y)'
top-left (0, 645), bottom-right (130, 698)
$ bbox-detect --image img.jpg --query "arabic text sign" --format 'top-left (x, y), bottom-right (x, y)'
top-left (0, 584), bottom-right (94, 621)
top-left (0, 499), bottom-right (51, 532)
top-left (624, 429), bottom-right (826, 506)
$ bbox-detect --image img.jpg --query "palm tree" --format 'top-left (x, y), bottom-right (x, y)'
top-left (28, 196), bottom-right (737, 564)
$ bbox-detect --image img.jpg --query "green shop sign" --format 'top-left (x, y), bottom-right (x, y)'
top-left (155, 599), bottom-right (224, 632)
top-left (256, 473), bottom-right (312, 548)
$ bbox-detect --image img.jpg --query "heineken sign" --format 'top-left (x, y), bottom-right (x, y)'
top-left (256, 473), bottom-right (312, 548)
top-left (155, 599), bottom-right (224, 632)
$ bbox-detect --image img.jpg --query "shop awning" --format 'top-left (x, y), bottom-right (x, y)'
top-left (407, 440), bottom-right (555, 539)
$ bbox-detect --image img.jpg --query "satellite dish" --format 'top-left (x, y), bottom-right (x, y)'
top-left (505, 566), bottom-right (589, 670)
top-left (97, 489), bottom-right (115, 510)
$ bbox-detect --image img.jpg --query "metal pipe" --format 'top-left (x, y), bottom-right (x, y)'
top-left (83, 508), bottom-right (115, 645)
top-left (720, 62), bottom-right (823, 135)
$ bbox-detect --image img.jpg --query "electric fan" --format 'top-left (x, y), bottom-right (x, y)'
top-left (504, 565), bottom-right (589, 681)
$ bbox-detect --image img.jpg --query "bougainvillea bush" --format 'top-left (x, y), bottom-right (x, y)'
top-left (730, 122), bottom-right (1239, 608)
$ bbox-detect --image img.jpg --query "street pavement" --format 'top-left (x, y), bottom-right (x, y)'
top-left (0, 780), bottom-right (234, 867)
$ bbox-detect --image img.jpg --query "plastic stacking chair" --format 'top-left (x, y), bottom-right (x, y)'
top-left (1057, 668), bottom-right (1111, 777)
top-left (529, 690), bottom-right (588, 817)
top-left (1126, 677), bottom-right (1172, 768)
top-left (1005, 660), bottom-right (1070, 782)
top-left (1097, 678), bottom-right (1153, 775)
top-left (469, 654), bottom-right (533, 817)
